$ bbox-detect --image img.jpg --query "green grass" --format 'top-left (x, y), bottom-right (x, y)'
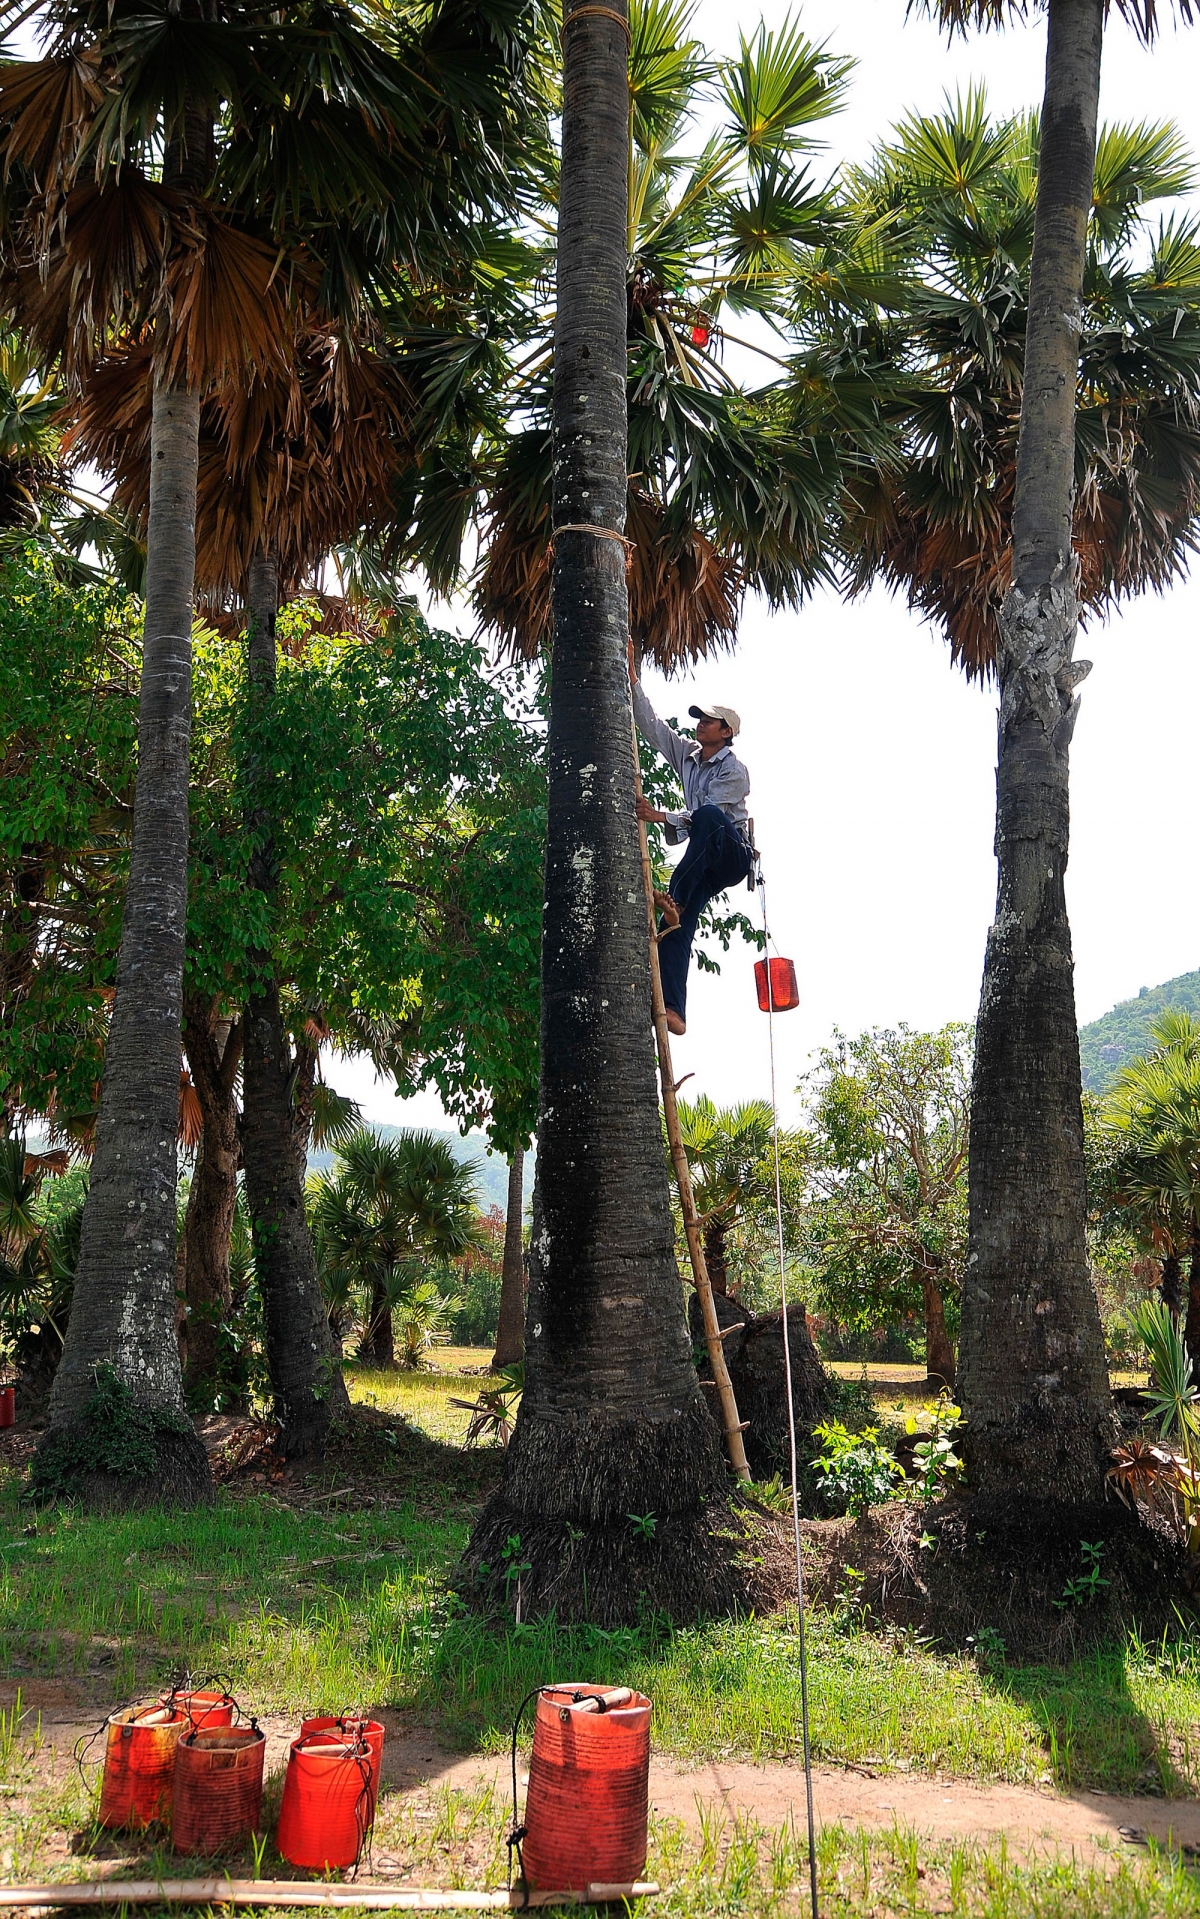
top-left (345, 1352), bottom-right (498, 1446)
top-left (3, 1455), bottom-right (1200, 1796)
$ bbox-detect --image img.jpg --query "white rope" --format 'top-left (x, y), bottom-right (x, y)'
top-left (757, 859), bottom-right (818, 1919)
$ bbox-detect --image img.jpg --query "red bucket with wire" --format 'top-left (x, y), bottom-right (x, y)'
top-left (171, 1724), bottom-right (265, 1855)
top-left (521, 1685), bottom-right (651, 1894)
top-left (754, 956), bottom-right (800, 1013)
top-left (0, 1386), bottom-right (14, 1429)
top-left (275, 1729), bottom-right (377, 1869)
top-left (163, 1688), bottom-right (235, 1735)
top-left (300, 1716), bottom-right (384, 1821)
top-left (97, 1703), bottom-right (186, 1830)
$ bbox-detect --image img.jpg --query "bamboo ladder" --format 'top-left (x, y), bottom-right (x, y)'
top-left (629, 706), bottom-right (751, 1482)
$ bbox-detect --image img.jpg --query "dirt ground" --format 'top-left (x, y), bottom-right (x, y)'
top-left (4, 1681), bottom-right (1196, 1874)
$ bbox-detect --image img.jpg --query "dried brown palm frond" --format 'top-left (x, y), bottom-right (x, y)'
top-left (6, 178), bottom-right (294, 385)
top-left (72, 318), bottom-right (412, 597)
top-left (178, 1069), bottom-right (203, 1152)
top-left (0, 49), bottom-right (103, 187)
top-left (478, 486), bottom-right (743, 673)
top-left (842, 399), bottom-right (1200, 680)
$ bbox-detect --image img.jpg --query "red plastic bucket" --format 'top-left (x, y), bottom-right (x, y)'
top-left (275, 1731), bottom-right (376, 1870)
top-left (98, 1703), bottom-right (185, 1830)
top-left (0, 1386), bottom-right (14, 1428)
top-left (521, 1685), bottom-right (651, 1893)
top-left (164, 1688), bottom-right (235, 1734)
top-left (754, 956), bottom-right (799, 1013)
top-left (172, 1724), bottom-right (265, 1855)
top-left (300, 1716), bottom-right (383, 1821)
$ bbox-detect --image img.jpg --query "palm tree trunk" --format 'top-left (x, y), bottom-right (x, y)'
top-left (363, 1279), bottom-right (395, 1369)
top-left (1161, 1249), bottom-right (1184, 1316)
top-left (920, 1271), bottom-right (955, 1391)
top-left (37, 370), bottom-right (211, 1506)
top-left (464, 0), bottom-right (741, 1626)
top-left (181, 990), bottom-right (242, 1405)
top-left (491, 1146), bottom-right (526, 1370)
top-left (958, 0), bottom-right (1114, 1503)
top-left (703, 1220), bottom-right (729, 1297)
top-left (239, 550), bottom-right (349, 1460)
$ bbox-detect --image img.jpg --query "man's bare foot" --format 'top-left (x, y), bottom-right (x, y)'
top-left (664, 1008), bottom-right (686, 1036)
top-left (653, 891), bottom-right (680, 937)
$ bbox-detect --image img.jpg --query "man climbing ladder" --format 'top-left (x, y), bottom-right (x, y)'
top-left (630, 651), bottom-right (753, 1036)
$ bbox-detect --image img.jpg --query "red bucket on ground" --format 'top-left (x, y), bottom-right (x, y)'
top-left (172, 1724), bottom-right (265, 1855)
top-left (276, 1730), bottom-right (376, 1870)
top-left (521, 1685), bottom-right (651, 1894)
top-left (0, 1386), bottom-right (14, 1428)
top-left (163, 1689), bottom-right (235, 1734)
top-left (754, 956), bottom-right (800, 1013)
top-left (97, 1703), bottom-right (185, 1830)
top-left (300, 1716), bottom-right (384, 1821)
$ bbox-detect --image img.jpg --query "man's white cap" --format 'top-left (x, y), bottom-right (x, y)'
top-left (689, 701), bottom-right (741, 737)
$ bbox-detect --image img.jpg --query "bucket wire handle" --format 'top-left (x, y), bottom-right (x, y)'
top-left (508, 1686), bottom-right (551, 1911)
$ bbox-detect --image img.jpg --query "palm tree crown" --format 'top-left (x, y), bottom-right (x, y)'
top-left (799, 91), bottom-right (1200, 675)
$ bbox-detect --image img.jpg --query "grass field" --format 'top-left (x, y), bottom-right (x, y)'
top-left (0, 1354), bottom-right (1195, 1913)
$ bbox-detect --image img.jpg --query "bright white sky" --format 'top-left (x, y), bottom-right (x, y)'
top-left (332, 0), bottom-right (1200, 1141)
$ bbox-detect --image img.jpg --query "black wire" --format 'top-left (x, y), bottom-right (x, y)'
top-left (507, 1686), bottom-right (550, 1912)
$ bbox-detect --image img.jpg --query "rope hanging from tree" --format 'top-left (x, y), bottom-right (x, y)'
top-left (757, 857), bottom-right (818, 1919)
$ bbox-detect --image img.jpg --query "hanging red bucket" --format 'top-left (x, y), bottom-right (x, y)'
top-left (754, 956), bottom-right (800, 1013)
top-left (300, 1716), bottom-right (384, 1822)
top-left (0, 1387), bottom-right (14, 1429)
top-left (97, 1703), bottom-right (185, 1830)
top-left (521, 1685), bottom-right (651, 1894)
top-left (171, 1724), bottom-right (265, 1856)
top-left (163, 1688), bottom-right (235, 1734)
top-left (275, 1730), bottom-right (376, 1870)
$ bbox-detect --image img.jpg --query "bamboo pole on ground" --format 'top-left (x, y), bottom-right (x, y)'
top-left (0, 1882), bottom-right (659, 1911)
top-left (629, 707), bottom-right (752, 1482)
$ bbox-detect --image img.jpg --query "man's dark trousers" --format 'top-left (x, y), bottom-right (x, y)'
top-left (658, 803), bottom-right (752, 1022)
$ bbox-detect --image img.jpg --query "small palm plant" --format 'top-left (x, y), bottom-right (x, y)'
top-left (310, 1130), bottom-right (479, 1369)
top-left (1109, 1297), bottom-right (1200, 1552)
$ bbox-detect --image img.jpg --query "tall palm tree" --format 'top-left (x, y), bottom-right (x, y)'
top-left (0, 0), bottom-right (439, 1496)
top-left (311, 1130), bottom-right (479, 1368)
top-left (855, 2), bottom-right (1198, 1500)
top-left (22, 0), bottom-right (552, 1469)
top-left (463, 0), bottom-right (750, 1627)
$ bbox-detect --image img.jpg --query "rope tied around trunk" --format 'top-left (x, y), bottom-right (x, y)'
top-left (560, 5), bottom-right (632, 46)
top-left (552, 522), bottom-right (634, 548)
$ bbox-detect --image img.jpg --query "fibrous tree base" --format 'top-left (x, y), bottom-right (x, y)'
top-left (462, 1399), bottom-right (750, 1626)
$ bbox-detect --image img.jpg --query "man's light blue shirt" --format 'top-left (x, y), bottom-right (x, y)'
top-left (632, 681), bottom-right (751, 845)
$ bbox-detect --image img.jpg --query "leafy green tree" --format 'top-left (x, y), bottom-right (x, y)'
top-left (802, 1025), bottom-right (972, 1387)
top-left (0, 553), bottom-right (137, 1143)
top-left (311, 1130), bottom-right (479, 1368)
top-left (1102, 1012), bottom-right (1200, 1366)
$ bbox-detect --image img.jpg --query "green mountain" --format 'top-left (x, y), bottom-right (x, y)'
top-left (1079, 969), bottom-right (1200, 1093)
